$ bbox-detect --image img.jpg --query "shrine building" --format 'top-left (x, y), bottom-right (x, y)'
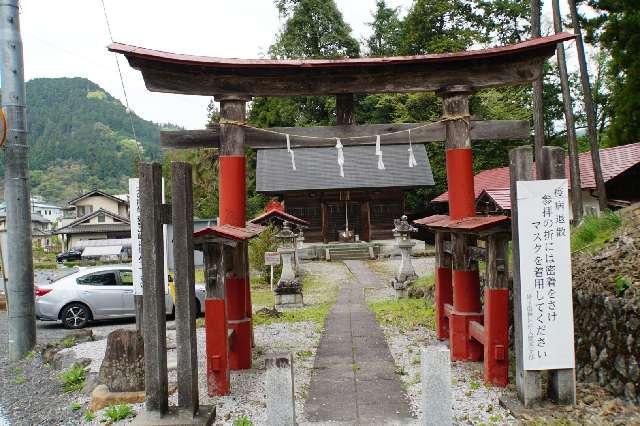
top-left (255, 144), bottom-right (434, 243)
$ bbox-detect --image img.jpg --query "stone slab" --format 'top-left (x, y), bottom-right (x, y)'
top-left (130, 405), bottom-right (216, 426)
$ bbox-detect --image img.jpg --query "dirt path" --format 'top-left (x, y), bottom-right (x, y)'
top-left (304, 260), bottom-right (414, 424)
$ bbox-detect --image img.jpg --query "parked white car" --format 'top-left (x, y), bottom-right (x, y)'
top-left (35, 265), bottom-right (206, 329)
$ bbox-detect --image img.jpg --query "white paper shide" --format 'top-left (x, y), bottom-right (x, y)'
top-left (517, 179), bottom-right (575, 370)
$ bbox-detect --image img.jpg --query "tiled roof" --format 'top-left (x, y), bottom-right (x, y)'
top-left (477, 189), bottom-right (512, 210)
top-left (256, 144), bottom-right (434, 193)
top-left (432, 142), bottom-right (640, 203)
top-left (57, 208), bottom-right (130, 231)
top-left (193, 223), bottom-right (266, 242)
top-left (52, 223), bottom-right (131, 235)
top-left (414, 214), bottom-right (510, 230)
top-left (67, 189), bottom-right (130, 206)
top-left (250, 208), bottom-right (309, 227)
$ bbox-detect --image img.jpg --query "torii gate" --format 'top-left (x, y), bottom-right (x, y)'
top-left (110, 32), bottom-right (574, 396)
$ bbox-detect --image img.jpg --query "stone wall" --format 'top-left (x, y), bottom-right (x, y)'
top-left (574, 291), bottom-right (640, 403)
top-left (573, 203), bottom-right (640, 403)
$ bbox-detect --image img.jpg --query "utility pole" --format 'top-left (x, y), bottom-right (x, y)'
top-left (1, 0), bottom-right (36, 360)
top-left (551, 0), bottom-right (583, 222)
top-left (567, 0), bottom-right (608, 212)
top-left (530, 0), bottom-right (545, 177)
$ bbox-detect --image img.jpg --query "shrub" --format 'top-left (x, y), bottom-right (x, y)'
top-left (248, 224), bottom-right (282, 284)
top-left (571, 211), bottom-right (622, 252)
top-left (103, 404), bottom-right (134, 422)
top-left (60, 364), bottom-right (86, 392)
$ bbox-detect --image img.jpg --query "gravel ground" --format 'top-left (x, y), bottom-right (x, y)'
top-left (59, 321), bottom-right (322, 425)
top-left (382, 325), bottom-right (515, 425)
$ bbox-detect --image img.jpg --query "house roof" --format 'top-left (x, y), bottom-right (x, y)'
top-left (53, 223), bottom-right (131, 235)
top-left (256, 144), bottom-right (434, 193)
top-left (55, 208), bottom-right (130, 234)
top-left (432, 142), bottom-right (640, 203)
top-left (414, 214), bottom-right (510, 231)
top-left (476, 189), bottom-right (512, 210)
top-left (67, 189), bottom-right (130, 207)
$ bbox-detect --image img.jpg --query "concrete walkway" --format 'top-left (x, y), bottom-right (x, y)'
top-left (304, 260), bottom-right (414, 424)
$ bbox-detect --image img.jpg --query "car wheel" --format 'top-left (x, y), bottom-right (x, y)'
top-left (61, 303), bottom-right (91, 329)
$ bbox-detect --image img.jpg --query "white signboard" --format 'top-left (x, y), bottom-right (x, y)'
top-left (264, 251), bottom-right (280, 266)
top-left (129, 178), bottom-right (170, 296)
top-left (517, 179), bottom-right (575, 370)
top-left (129, 178), bottom-right (143, 295)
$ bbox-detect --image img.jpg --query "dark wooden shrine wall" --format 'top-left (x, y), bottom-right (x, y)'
top-left (283, 189), bottom-right (405, 243)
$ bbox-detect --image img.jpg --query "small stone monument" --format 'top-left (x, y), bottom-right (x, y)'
top-left (275, 221), bottom-right (303, 308)
top-left (294, 227), bottom-right (305, 275)
top-left (390, 215), bottom-right (418, 298)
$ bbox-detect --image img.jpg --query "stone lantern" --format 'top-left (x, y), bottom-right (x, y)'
top-left (275, 221), bottom-right (303, 308)
top-left (390, 215), bottom-right (418, 298)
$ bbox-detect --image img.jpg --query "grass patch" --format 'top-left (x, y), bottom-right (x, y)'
top-left (61, 336), bottom-right (77, 348)
top-left (70, 402), bottom-right (82, 411)
top-left (296, 350), bottom-right (313, 359)
top-left (14, 374), bottom-right (27, 384)
top-left (369, 298), bottom-right (435, 331)
top-left (196, 317), bottom-right (205, 328)
top-left (571, 211), bottom-right (622, 253)
top-left (195, 268), bottom-right (204, 283)
top-left (253, 303), bottom-right (332, 326)
top-left (103, 404), bottom-right (134, 422)
top-left (60, 364), bottom-right (86, 392)
top-left (83, 410), bottom-right (95, 422)
top-left (34, 262), bottom-right (57, 270)
top-left (413, 274), bottom-right (434, 290)
top-left (233, 415), bottom-right (253, 426)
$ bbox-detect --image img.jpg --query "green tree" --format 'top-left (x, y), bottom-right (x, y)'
top-left (585, 0), bottom-right (640, 146)
top-left (270, 0), bottom-right (360, 59)
top-left (399, 0), bottom-right (486, 54)
top-left (365, 0), bottom-right (403, 56)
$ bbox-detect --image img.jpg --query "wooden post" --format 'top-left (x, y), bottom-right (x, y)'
top-left (530, 0), bottom-right (545, 176)
top-left (434, 231), bottom-right (453, 340)
top-left (567, 0), bottom-right (608, 212)
top-left (551, 0), bottom-right (583, 222)
top-left (539, 146), bottom-right (577, 405)
top-left (509, 147), bottom-right (542, 406)
top-left (171, 162), bottom-right (199, 416)
top-left (336, 93), bottom-right (355, 125)
top-left (139, 162), bottom-right (169, 414)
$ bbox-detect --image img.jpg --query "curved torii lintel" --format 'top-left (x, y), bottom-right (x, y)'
top-left (108, 33), bottom-right (574, 97)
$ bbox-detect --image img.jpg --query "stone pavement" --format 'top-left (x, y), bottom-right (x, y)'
top-left (304, 260), bottom-right (414, 424)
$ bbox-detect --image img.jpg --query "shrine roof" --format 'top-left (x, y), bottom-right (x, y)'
top-left (108, 33), bottom-right (574, 96)
top-left (413, 214), bottom-right (510, 231)
top-left (250, 208), bottom-right (309, 227)
top-left (193, 223), bottom-right (265, 242)
top-left (256, 144), bottom-right (434, 193)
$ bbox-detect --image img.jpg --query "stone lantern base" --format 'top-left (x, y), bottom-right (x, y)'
top-left (275, 292), bottom-right (304, 308)
top-left (274, 279), bottom-right (304, 309)
top-left (390, 278), bottom-right (414, 299)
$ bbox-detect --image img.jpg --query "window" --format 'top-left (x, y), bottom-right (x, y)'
top-left (97, 212), bottom-right (106, 223)
top-left (119, 270), bottom-right (133, 286)
top-left (77, 206), bottom-right (85, 217)
top-left (76, 272), bottom-right (117, 286)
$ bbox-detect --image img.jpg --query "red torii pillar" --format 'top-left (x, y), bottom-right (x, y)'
top-left (440, 87), bottom-right (483, 361)
top-left (216, 95), bottom-right (253, 371)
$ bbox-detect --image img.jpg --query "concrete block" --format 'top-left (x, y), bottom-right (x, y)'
top-left (130, 405), bottom-right (216, 426)
top-left (421, 347), bottom-right (452, 426)
top-left (265, 353), bottom-right (295, 426)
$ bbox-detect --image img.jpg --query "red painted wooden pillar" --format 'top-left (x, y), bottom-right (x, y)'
top-left (434, 231), bottom-right (453, 340)
top-left (217, 95), bottom-right (252, 371)
top-left (440, 87), bottom-right (483, 361)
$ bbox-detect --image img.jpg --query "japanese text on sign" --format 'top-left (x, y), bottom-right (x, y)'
top-left (517, 179), bottom-right (575, 370)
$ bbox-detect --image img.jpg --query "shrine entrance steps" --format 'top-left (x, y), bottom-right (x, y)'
top-left (304, 260), bottom-right (414, 424)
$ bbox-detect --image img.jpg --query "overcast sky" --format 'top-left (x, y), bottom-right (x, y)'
top-left (18, 0), bottom-right (566, 130)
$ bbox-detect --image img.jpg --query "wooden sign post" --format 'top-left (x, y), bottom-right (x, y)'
top-left (264, 251), bottom-right (280, 291)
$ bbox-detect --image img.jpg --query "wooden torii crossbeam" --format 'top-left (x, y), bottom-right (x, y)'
top-left (109, 32), bottom-right (575, 410)
top-left (160, 120), bottom-right (530, 150)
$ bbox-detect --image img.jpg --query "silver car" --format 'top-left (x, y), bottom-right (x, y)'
top-left (35, 265), bottom-right (206, 329)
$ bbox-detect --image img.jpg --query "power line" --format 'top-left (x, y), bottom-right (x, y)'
top-left (100, 0), bottom-right (142, 159)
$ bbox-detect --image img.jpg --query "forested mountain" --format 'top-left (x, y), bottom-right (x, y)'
top-left (1, 77), bottom-right (167, 204)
